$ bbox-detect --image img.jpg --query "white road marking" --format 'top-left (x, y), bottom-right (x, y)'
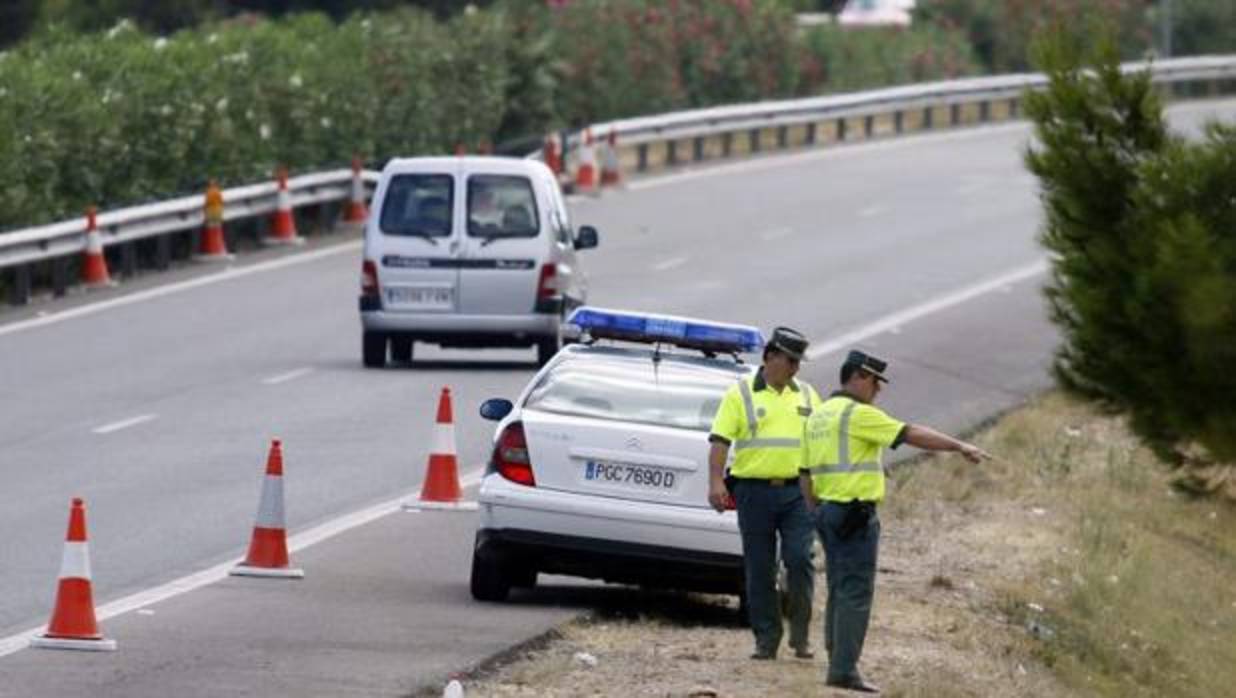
top-left (859, 205), bottom-right (886, 218)
top-left (759, 227), bottom-right (794, 241)
top-left (0, 466), bottom-right (486, 658)
top-left (92, 414), bottom-right (157, 435)
top-left (652, 256), bottom-right (689, 272)
top-left (262, 367), bottom-right (314, 385)
top-left (0, 241), bottom-right (362, 339)
top-left (805, 258), bottom-right (1049, 360)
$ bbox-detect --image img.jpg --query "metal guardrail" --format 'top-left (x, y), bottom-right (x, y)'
top-left (2, 55), bottom-right (1234, 305)
top-left (567, 54), bottom-right (1236, 175)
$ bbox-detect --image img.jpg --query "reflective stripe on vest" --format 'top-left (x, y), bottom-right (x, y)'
top-left (806, 401), bottom-right (883, 475)
top-left (732, 377), bottom-right (812, 451)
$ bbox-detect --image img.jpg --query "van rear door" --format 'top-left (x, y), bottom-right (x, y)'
top-left (457, 173), bottom-right (546, 316)
top-left (374, 171), bottom-right (460, 313)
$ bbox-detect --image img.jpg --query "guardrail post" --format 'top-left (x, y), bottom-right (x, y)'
top-left (666, 140), bottom-right (678, 167)
top-left (52, 258), bottom-right (68, 298)
top-left (121, 242), bottom-right (138, 277)
top-left (863, 115), bottom-right (874, 138)
top-left (317, 203), bottom-right (333, 234)
top-left (980, 101), bottom-right (991, 122)
top-left (924, 107), bottom-right (934, 129)
top-left (1008, 98), bottom-right (1020, 119)
top-left (894, 111), bottom-right (904, 134)
top-left (637, 143), bottom-right (649, 173)
top-left (8, 265), bottom-right (31, 306)
top-left (950, 104), bottom-right (962, 127)
top-left (777, 125), bottom-right (788, 149)
top-left (693, 136), bottom-right (704, 162)
top-left (805, 122), bottom-right (817, 146)
top-left (748, 128), bottom-right (761, 153)
top-left (155, 233), bottom-right (171, 270)
top-left (837, 119), bottom-right (848, 141)
top-left (721, 132), bottom-right (733, 158)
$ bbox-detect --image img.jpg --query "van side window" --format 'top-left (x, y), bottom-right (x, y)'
top-left (379, 174), bottom-right (454, 238)
top-left (468, 175), bottom-right (540, 240)
top-left (548, 180), bottom-right (573, 245)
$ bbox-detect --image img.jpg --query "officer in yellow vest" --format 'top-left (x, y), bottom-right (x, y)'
top-left (801, 350), bottom-right (988, 693)
top-left (709, 327), bottom-right (822, 660)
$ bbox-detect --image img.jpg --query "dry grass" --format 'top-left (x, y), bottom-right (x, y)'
top-left (448, 393), bottom-right (1235, 698)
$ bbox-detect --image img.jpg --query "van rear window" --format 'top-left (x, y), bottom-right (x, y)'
top-left (467, 175), bottom-right (540, 240)
top-left (379, 174), bottom-right (454, 238)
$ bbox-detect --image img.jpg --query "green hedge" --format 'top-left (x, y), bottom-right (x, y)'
top-left (0, 1), bottom-right (979, 233)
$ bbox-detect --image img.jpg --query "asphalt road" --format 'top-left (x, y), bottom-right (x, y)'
top-left (1, 98), bottom-right (1232, 696)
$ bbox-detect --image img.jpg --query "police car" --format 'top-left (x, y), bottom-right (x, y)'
top-left (470, 308), bottom-right (760, 602)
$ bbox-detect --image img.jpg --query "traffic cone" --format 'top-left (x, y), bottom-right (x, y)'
top-left (599, 129), bottom-right (623, 187)
top-left (230, 440), bottom-right (304, 578)
top-left (403, 388), bottom-right (477, 511)
top-left (340, 155), bottom-right (368, 232)
top-left (574, 129), bottom-right (597, 194)
top-left (543, 134), bottom-right (562, 177)
top-left (196, 179), bottom-right (233, 261)
top-left (263, 167), bottom-right (303, 246)
top-left (29, 498), bottom-right (117, 651)
top-left (80, 207), bottom-right (114, 288)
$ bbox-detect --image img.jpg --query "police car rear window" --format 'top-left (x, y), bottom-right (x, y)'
top-left (379, 174), bottom-right (454, 238)
top-left (524, 354), bottom-right (739, 431)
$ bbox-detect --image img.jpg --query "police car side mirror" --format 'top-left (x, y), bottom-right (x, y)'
top-left (574, 225), bottom-right (599, 250)
top-left (479, 398), bottom-right (514, 421)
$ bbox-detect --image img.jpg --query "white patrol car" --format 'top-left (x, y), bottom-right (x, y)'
top-left (470, 307), bottom-right (762, 603)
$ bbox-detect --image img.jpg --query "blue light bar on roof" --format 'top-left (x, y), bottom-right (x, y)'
top-left (567, 307), bottom-right (765, 354)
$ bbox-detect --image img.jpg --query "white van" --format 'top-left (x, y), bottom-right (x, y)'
top-left (359, 156), bottom-right (599, 367)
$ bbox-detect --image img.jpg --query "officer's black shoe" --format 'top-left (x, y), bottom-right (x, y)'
top-left (792, 646), bottom-right (814, 659)
top-left (749, 648), bottom-right (777, 660)
top-left (825, 675), bottom-right (880, 693)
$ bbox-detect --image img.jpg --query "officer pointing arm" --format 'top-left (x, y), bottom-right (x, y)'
top-left (800, 350), bottom-right (987, 693)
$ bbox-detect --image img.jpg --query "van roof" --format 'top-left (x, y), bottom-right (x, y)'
top-left (382, 155), bottom-right (550, 178)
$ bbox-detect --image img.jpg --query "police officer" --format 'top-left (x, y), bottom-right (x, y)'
top-left (708, 327), bottom-right (822, 660)
top-left (800, 350), bottom-right (988, 693)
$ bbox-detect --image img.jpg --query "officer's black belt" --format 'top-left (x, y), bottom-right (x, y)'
top-left (733, 478), bottom-right (798, 487)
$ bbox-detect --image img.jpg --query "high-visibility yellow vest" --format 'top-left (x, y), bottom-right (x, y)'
top-left (802, 393), bottom-right (906, 503)
top-left (709, 371), bottom-right (820, 479)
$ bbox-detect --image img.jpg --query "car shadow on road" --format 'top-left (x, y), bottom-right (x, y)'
top-left (509, 583), bottom-right (746, 628)
top-left (393, 359), bottom-right (539, 371)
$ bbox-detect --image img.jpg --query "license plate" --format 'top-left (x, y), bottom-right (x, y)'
top-left (384, 285), bottom-right (453, 309)
top-left (583, 460), bottom-right (677, 491)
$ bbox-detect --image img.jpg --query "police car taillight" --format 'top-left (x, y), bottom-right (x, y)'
top-left (360, 260), bottom-right (379, 296)
top-left (493, 422), bottom-right (535, 487)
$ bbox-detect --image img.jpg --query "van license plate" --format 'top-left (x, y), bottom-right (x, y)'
top-left (385, 285), bottom-right (453, 309)
top-left (584, 460), bottom-right (676, 491)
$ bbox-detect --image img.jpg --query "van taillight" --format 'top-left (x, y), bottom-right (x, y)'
top-left (361, 260), bottom-right (378, 296)
top-left (536, 263), bottom-right (558, 300)
top-left (493, 422), bottom-right (535, 486)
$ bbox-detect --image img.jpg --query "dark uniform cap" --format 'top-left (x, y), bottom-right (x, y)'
top-left (844, 349), bottom-right (889, 383)
top-left (767, 326), bottom-right (809, 361)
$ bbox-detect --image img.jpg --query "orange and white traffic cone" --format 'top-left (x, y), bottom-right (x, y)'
top-left (340, 155), bottom-right (368, 232)
top-left (196, 180), bottom-right (233, 261)
top-left (30, 498), bottom-right (117, 651)
top-left (543, 133), bottom-right (563, 178)
top-left (403, 387), bottom-right (477, 511)
top-left (574, 129), bottom-right (598, 195)
top-left (80, 207), bottom-right (114, 288)
top-left (264, 167), bottom-right (303, 246)
top-left (599, 129), bottom-right (623, 188)
top-left (230, 440), bottom-right (304, 578)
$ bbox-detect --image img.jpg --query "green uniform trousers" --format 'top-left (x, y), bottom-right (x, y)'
top-left (815, 500), bottom-right (880, 682)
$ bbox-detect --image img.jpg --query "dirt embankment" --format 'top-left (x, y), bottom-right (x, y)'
top-left (441, 394), bottom-right (1235, 698)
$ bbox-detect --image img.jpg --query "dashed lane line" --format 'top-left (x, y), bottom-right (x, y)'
top-left (92, 414), bottom-right (157, 435)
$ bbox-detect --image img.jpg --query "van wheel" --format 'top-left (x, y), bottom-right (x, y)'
top-left (362, 331), bottom-right (387, 368)
top-left (470, 543), bottom-right (512, 602)
top-left (390, 336), bottom-right (413, 364)
top-left (536, 335), bottom-right (560, 367)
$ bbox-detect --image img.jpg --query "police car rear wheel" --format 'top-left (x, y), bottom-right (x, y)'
top-left (362, 331), bottom-right (387, 368)
top-left (470, 544), bottom-right (512, 602)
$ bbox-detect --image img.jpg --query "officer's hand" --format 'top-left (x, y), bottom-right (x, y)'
top-left (708, 479), bottom-right (731, 514)
top-left (959, 443), bottom-right (990, 464)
